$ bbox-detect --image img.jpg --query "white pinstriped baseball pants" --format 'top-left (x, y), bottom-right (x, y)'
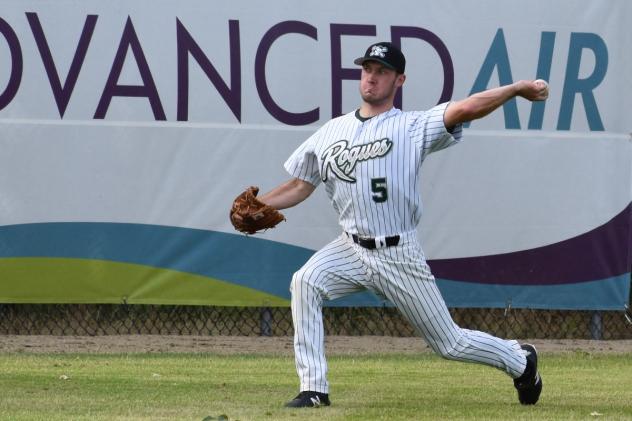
top-left (290, 232), bottom-right (527, 393)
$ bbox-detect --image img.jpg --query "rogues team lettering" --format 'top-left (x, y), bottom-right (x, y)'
top-left (320, 138), bottom-right (392, 183)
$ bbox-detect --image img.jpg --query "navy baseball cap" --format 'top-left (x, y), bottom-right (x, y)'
top-left (354, 42), bottom-right (406, 74)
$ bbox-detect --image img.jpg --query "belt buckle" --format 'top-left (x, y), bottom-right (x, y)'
top-left (349, 233), bottom-right (373, 249)
top-left (357, 235), bottom-right (375, 249)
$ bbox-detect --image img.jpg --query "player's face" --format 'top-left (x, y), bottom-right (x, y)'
top-left (359, 61), bottom-right (405, 106)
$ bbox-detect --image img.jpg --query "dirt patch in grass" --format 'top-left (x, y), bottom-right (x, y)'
top-left (0, 335), bottom-right (630, 355)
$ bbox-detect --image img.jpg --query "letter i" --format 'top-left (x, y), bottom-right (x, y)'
top-left (528, 32), bottom-right (555, 130)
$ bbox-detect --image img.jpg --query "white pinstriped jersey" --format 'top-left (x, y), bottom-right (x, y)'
top-left (285, 102), bottom-right (530, 396)
top-left (285, 102), bottom-right (463, 237)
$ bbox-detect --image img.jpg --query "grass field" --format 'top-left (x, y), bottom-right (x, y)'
top-left (0, 351), bottom-right (630, 420)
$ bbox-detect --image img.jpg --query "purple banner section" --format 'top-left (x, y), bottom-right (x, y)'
top-left (428, 202), bottom-right (632, 285)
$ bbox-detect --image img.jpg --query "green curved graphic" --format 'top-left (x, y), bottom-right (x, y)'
top-left (0, 257), bottom-right (289, 306)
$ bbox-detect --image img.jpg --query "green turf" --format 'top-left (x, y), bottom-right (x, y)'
top-left (0, 351), bottom-right (630, 420)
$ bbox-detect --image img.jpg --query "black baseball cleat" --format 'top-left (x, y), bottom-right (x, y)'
top-left (285, 391), bottom-right (331, 408)
top-left (514, 343), bottom-right (543, 405)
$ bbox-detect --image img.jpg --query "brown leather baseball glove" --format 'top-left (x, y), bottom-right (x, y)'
top-left (229, 186), bottom-right (285, 234)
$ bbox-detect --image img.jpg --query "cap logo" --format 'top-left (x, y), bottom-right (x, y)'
top-left (369, 45), bottom-right (388, 58)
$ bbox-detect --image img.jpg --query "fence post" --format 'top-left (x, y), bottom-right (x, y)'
top-left (260, 307), bottom-right (272, 336)
top-left (503, 300), bottom-right (512, 339)
top-left (590, 311), bottom-right (603, 340)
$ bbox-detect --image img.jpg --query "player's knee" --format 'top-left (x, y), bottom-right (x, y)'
top-left (290, 269), bottom-right (323, 300)
top-left (289, 272), bottom-right (301, 296)
top-left (435, 344), bottom-right (461, 361)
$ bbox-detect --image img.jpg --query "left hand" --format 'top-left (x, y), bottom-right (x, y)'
top-left (516, 79), bottom-right (549, 101)
top-left (229, 186), bottom-right (286, 235)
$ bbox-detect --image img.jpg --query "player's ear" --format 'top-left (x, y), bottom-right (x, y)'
top-left (396, 73), bottom-right (406, 87)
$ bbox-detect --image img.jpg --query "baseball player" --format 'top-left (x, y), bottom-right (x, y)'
top-left (257, 42), bottom-right (548, 408)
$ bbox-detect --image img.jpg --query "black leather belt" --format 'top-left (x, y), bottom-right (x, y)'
top-left (349, 233), bottom-right (400, 250)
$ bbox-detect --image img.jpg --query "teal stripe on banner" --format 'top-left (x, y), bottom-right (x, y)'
top-left (0, 222), bottom-right (313, 300)
top-left (0, 222), bottom-right (628, 309)
top-left (435, 274), bottom-right (631, 310)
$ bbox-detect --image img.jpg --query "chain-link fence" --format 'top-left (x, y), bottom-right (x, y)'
top-left (0, 304), bottom-right (630, 339)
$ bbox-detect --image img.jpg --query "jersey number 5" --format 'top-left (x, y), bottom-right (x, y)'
top-left (371, 177), bottom-right (388, 203)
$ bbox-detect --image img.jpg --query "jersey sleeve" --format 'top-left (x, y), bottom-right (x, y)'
top-left (284, 132), bottom-right (322, 187)
top-left (409, 102), bottom-right (463, 160)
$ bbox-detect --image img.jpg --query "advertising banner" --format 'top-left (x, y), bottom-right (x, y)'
top-left (1, 0), bottom-right (630, 309)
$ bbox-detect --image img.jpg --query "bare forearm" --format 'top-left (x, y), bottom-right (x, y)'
top-left (445, 83), bottom-right (520, 127)
top-left (444, 80), bottom-right (549, 127)
top-left (258, 178), bottom-right (316, 210)
top-left (460, 84), bottom-right (519, 120)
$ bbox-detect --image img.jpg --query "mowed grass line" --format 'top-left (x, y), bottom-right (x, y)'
top-left (0, 352), bottom-right (630, 420)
